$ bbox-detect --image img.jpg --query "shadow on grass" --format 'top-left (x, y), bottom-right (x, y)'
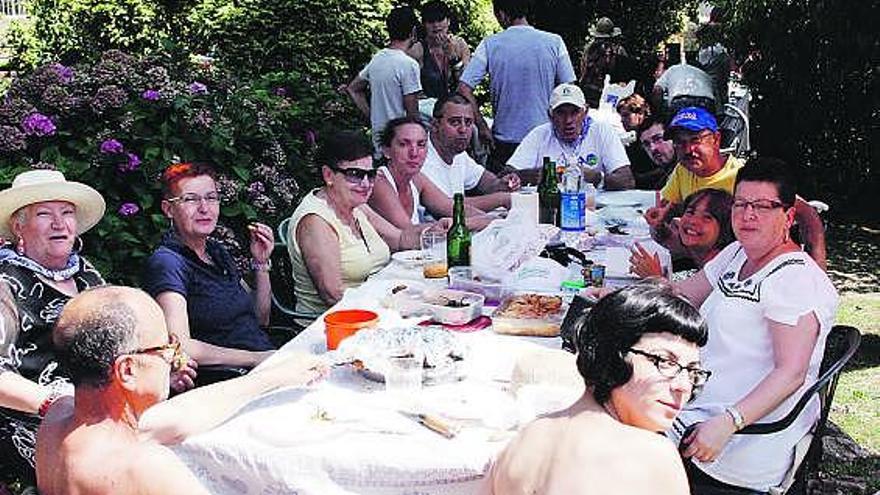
top-left (845, 333), bottom-right (880, 372)
top-left (826, 221), bottom-right (880, 294)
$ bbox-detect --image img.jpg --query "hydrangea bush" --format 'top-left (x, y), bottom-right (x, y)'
top-left (0, 50), bottom-right (350, 284)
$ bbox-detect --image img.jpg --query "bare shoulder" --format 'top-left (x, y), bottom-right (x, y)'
top-left (599, 424), bottom-right (689, 493)
top-left (128, 443), bottom-right (210, 495)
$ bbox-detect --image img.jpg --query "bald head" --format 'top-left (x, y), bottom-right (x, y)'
top-left (55, 286), bottom-right (167, 388)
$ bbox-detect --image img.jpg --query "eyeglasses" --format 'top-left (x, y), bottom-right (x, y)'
top-left (628, 348), bottom-right (711, 387)
top-left (328, 164), bottom-right (378, 184)
top-left (732, 198), bottom-right (786, 214)
top-left (640, 133), bottom-right (668, 147)
top-left (166, 192), bottom-right (221, 207)
top-left (672, 131), bottom-right (715, 149)
top-left (128, 334), bottom-right (186, 371)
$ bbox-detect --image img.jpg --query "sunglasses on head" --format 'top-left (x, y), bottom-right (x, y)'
top-left (328, 164), bottom-right (378, 183)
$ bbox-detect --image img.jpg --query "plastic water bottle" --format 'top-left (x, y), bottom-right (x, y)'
top-left (559, 164), bottom-right (586, 231)
top-left (584, 182), bottom-right (597, 211)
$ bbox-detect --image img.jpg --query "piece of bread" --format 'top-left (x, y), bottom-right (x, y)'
top-left (423, 263), bottom-right (448, 279)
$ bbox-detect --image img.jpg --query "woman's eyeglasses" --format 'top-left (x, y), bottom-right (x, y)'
top-left (128, 334), bottom-right (186, 371)
top-left (732, 198), bottom-right (785, 214)
top-left (328, 164), bottom-right (378, 184)
top-left (166, 192), bottom-right (221, 207)
top-left (628, 348), bottom-right (711, 387)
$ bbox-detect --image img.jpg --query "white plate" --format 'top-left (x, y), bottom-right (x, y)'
top-left (391, 250), bottom-right (427, 268)
top-left (597, 196), bottom-right (641, 208)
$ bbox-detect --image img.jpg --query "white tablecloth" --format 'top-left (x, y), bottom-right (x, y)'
top-left (174, 277), bottom-right (579, 495)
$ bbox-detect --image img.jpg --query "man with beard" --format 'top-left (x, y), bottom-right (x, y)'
top-left (635, 115), bottom-right (677, 189)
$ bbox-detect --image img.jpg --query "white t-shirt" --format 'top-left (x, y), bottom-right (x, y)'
top-left (358, 48), bottom-right (422, 149)
top-left (506, 120), bottom-right (630, 184)
top-left (672, 242), bottom-right (838, 491)
top-left (421, 136), bottom-right (485, 197)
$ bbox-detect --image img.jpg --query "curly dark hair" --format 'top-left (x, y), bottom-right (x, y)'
top-left (575, 280), bottom-right (708, 404)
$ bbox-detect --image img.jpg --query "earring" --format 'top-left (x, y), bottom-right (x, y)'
top-left (16, 236), bottom-right (24, 255)
top-left (169, 217), bottom-right (175, 230)
top-left (73, 236), bottom-right (84, 253)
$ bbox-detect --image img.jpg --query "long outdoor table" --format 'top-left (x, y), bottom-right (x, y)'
top-left (172, 276), bottom-right (580, 495)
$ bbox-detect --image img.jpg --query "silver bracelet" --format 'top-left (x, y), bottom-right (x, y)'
top-left (251, 259), bottom-right (272, 272)
top-left (725, 405), bottom-right (745, 431)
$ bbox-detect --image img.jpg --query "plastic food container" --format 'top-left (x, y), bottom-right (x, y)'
top-left (384, 286), bottom-right (484, 325)
top-left (447, 267), bottom-right (507, 305)
top-left (324, 309), bottom-right (379, 350)
top-left (491, 293), bottom-right (568, 337)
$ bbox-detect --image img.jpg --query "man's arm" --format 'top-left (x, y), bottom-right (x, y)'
top-left (603, 165), bottom-right (636, 190)
top-left (476, 170), bottom-right (519, 194)
top-left (403, 92), bottom-right (420, 120)
top-left (138, 352), bottom-right (327, 445)
top-left (457, 83), bottom-right (493, 147)
top-left (345, 76), bottom-right (370, 120)
top-left (793, 197), bottom-right (827, 270)
top-left (464, 192), bottom-right (510, 211)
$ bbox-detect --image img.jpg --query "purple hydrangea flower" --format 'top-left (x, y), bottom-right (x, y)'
top-left (21, 113), bottom-right (56, 137)
top-left (117, 152), bottom-right (141, 172)
top-left (188, 82), bottom-right (208, 95)
top-left (118, 202), bottom-right (140, 216)
top-left (99, 138), bottom-right (124, 154)
top-left (141, 89), bottom-right (161, 101)
top-left (273, 87), bottom-right (287, 97)
top-left (0, 125), bottom-right (27, 153)
top-left (90, 85), bottom-right (128, 115)
top-left (50, 63), bottom-right (75, 84)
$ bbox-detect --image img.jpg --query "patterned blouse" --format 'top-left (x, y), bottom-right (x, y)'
top-left (0, 259), bottom-right (105, 385)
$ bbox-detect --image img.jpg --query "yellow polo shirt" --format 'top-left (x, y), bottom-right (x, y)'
top-left (660, 155), bottom-right (744, 204)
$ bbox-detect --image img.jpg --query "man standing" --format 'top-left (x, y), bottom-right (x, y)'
top-left (345, 7), bottom-right (422, 153)
top-left (36, 286), bottom-right (326, 495)
top-left (422, 94), bottom-right (519, 212)
top-left (407, 1), bottom-right (471, 99)
top-left (646, 106), bottom-right (826, 268)
top-left (458, 0), bottom-right (576, 172)
top-left (504, 83), bottom-right (635, 189)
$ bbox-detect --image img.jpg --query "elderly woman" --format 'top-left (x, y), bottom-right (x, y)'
top-left (0, 170), bottom-right (108, 481)
top-left (288, 130), bottom-right (446, 315)
top-left (630, 188), bottom-right (734, 279)
top-left (143, 163), bottom-right (275, 376)
top-left (486, 280), bottom-right (709, 494)
top-left (369, 116), bottom-right (491, 229)
top-left (670, 158), bottom-right (838, 493)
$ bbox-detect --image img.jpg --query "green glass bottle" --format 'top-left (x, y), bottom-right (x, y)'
top-left (538, 156), bottom-right (560, 225)
top-left (447, 192), bottom-right (471, 267)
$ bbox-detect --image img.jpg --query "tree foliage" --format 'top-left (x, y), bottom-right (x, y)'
top-left (717, 0), bottom-right (877, 213)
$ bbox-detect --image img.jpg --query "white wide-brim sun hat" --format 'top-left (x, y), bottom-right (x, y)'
top-left (0, 170), bottom-right (106, 239)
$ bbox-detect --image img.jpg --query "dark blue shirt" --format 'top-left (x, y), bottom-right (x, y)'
top-left (143, 231), bottom-right (274, 352)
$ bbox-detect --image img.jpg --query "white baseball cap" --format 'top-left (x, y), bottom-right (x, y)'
top-left (549, 83), bottom-right (586, 111)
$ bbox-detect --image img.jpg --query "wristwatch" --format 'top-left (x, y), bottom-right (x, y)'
top-left (725, 405), bottom-right (745, 431)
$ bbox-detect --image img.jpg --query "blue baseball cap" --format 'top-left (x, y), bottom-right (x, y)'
top-left (666, 107), bottom-right (718, 138)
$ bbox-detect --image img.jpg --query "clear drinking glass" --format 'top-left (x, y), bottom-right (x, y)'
top-left (420, 229), bottom-right (447, 278)
top-left (385, 352), bottom-right (424, 407)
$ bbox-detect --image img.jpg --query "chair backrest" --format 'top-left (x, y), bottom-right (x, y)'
top-left (268, 216), bottom-right (319, 329)
top-left (737, 325), bottom-right (861, 493)
top-left (277, 217), bottom-right (291, 246)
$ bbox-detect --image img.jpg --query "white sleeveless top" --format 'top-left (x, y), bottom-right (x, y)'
top-left (377, 166), bottom-right (421, 225)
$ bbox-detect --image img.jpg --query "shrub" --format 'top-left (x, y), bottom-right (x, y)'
top-left (0, 50), bottom-right (349, 284)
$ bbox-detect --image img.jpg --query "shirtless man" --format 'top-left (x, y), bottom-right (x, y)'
top-left (484, 281), bottom-right (710, 494)
top-left (36, 286), bottom-right (326, 495)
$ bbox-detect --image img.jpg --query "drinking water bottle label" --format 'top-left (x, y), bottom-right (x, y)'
top-left (560, 191), bottom-right (586, 231)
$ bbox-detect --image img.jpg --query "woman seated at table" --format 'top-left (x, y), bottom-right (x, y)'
top-left (288, 129), bottom-right (447, 315)
top-left (143, 162), bottom-right (276, 374)
top-left (630, 188), bottom-right (734, 279)
top-left (485, 280), bottom-right (709, 494)
top-left (0, 170), bottom-right (109, 482)
top-left (670, 158), bottom-right (838, 493)
top-left (369, 116), bottom-right (492, 230)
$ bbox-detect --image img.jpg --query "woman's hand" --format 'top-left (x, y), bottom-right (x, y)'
top-left (629, 242), bottom-right (663, 278)
top-left (681, 413), bottom-right (737, 463)
top-left (248, 222), bottom-right (275, 263)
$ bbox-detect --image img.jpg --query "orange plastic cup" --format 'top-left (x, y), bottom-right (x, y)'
top-left (324, 309), bottom-right (379, 350)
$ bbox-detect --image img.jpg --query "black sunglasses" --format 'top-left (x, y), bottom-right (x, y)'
top-left (328, 164), bottom-right (378, 183)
